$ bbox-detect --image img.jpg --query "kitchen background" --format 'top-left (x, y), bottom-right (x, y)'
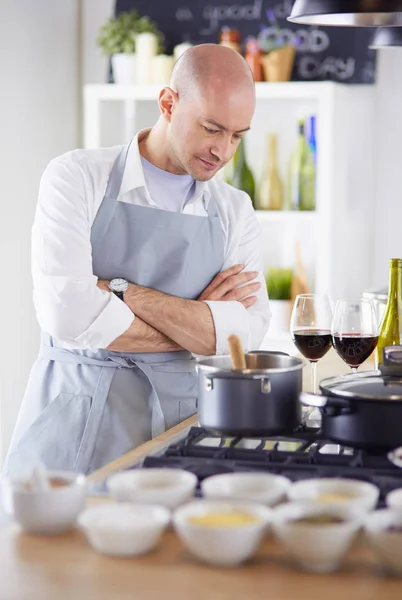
top-left (0, 0), bottom-right (401, 467)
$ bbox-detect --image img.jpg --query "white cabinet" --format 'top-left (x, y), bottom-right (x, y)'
top-left (83, 82), bottom-right (376, 350)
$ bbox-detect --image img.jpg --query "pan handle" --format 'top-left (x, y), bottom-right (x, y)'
top-left (380, 346), bottom-right (402, 376)
top-left (300, 392), bottom-right (354, 415)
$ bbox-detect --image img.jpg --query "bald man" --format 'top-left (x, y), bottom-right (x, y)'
top-left (4, 45), bottom-right (271, 476)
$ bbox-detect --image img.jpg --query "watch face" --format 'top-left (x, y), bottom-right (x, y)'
top-left (109, 278), bottom-right (129, 293)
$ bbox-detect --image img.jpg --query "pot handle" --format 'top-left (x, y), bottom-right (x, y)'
top-left (388, 447), bottom-right (402, 469)
top-left (300, 392), bottom-right (353, 413)
top-left (205, 376), bottom-right (272, 394)
top-left (380, 346), bottom-right (402, 376)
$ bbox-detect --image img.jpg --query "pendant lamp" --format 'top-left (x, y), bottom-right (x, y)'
top-left (370, 26), bottom-right (402, 47)
top-left (288, 1), bottom-right (402, 26)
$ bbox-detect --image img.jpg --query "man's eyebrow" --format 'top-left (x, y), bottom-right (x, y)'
top-left (204, 119), bottom-right (251, 134)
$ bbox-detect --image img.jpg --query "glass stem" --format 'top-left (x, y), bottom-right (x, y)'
top-left (311, 361), bottom-right (317, 394)
top-left (351, 367), bottom-right (358, 375)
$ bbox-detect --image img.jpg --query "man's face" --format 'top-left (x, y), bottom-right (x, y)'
top-left (166, 86), bottom-right (255, 181)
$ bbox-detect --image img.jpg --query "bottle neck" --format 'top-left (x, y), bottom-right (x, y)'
top-left (388, 261), bottom-right (402, 305)
top-left (235, 138), bottom-right (246, 168)
top-left (268, 134), bottom-right (278, 167)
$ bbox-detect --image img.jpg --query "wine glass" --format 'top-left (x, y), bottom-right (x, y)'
top-left (290, 294), bottom-right (333, 394)
top-left (331, 298), bottom-right (379, 374)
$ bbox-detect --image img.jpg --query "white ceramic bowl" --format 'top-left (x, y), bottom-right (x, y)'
top-left (288, 478), bottom-right (379, 512)
top-left (202, 473), bottom-right (291, 506)
top-left (107, 468), bottom-right (197, 510)
top-left (272, 502), bottom-right (362, 573)
top-left (386, 488), bottom-right (402, 512)
top-left (364, 509), bottom-right (402, 576)
top-left (78, 502), bottom-right (170, 557)
top-left (173, 500), bottom-right (272, 567)
top-left (1, 470), bottom-right (86, 535)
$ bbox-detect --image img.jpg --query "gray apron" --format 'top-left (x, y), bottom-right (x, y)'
top-left (4, 142), bottom-right (224, 476)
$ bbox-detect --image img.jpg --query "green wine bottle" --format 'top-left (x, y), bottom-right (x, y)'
top-left (227, 137), bottom-right (256, 208)
top-left (376, 258), bottom-right (402, 366)
top-left (288, 120), bottom-right (316, 211)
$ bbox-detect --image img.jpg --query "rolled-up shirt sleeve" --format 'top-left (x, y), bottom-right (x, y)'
top-left (203, 192), bottom-right (271, 355)
top-left (32, 155), bottom-right (134, 349)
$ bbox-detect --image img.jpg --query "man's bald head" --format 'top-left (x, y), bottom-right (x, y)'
top-left (149, 44), bottom-right (256, 181)
top-left (170, 44), bottom-right (255, 103)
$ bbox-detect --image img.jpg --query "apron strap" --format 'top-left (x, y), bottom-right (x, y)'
top-left (40, 343), bottom-right (166, 451)
top-left (90, 142), bottom-right (132, 249)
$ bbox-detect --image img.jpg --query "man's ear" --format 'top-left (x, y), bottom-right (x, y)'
top-left (159, 87), bottom-right (179, 122)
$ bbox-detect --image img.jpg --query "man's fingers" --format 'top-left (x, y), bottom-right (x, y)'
top-left (240, 296), bottom-right (257, 308)
top-left (198, 264), bottom-right (244, 299)
top-left (224, 282), bottom-right (261, 302)
top-left (218, 271), bottom-right (259, 297)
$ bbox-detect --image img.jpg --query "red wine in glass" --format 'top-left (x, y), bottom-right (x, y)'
top-left (332, 333), bottom-right (379, 368)
top-left (292, 330), bottom-right (332, 362)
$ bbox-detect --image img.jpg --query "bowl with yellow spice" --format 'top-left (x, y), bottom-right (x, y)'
top-left (287, 478), bottom-right (379, 512)
top-left (173, 500), bottom-right (272, 567)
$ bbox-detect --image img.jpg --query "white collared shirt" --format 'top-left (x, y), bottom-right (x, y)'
top-left (32, 132), bottom-right (271, 354)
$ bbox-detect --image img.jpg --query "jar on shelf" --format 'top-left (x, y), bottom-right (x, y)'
top-left (219, 27), bottom-right (241, 53)
top-left (244, 37), bottom-right (263, 82)
top-left (136, 32), bottom-right (158, 85)
top-left (173, 41), bottom-right (193, 62)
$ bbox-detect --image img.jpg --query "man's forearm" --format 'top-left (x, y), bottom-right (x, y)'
top-left (107, 315), bottom-right (182, 353)
top-left (125, 284), bottom-right (216, 355)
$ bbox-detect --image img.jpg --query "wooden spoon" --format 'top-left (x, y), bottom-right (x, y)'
top-left (228, 334), bottom-right (247, 370)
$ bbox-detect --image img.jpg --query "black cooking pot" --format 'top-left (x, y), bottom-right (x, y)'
top-left (197, 351), bottom-right (305, 437)
top-left (301, 346), bottom-right (402, 449)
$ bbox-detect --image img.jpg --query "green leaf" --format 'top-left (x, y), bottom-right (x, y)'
top-left (96, 9), bottom-right (165, 56)
top-left (266, 268), bottom-right (293, 300)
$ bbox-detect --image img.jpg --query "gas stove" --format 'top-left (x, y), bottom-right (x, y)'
top-left (141, 425), bottom-right (402, 507)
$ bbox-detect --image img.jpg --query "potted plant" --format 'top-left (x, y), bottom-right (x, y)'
top-left (257, 11), bottom-right (296, 82)
top-left (266, 267), bottom-right (294, 334)
top-left (97, 10), bottom-right (165, 85)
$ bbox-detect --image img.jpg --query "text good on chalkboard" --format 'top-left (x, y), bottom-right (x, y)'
top-left (115, 0), bottom-right (377, 84)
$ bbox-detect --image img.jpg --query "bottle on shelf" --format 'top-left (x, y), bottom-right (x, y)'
top-left (244, 37), bottom-right (263, 82)
top-left (376, 258), bottom-right (402, 366)
top-left (287, 119), bottom-right (316, 211)
top-left (219, 27), bottom-right (242, 53)
top-left (306, 115), bottom-right (317, 165)
top-left (258, 133), bottom-right (284, 210)
top-left (226, 137), bottom-right (256, 208)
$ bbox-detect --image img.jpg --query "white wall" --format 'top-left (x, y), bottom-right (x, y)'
top-left (81, 0), bottom-right (115, 85)
top-left (0, 0), bottom-right (80, 462)
top-left (371, 49), bottom-right (402, 290)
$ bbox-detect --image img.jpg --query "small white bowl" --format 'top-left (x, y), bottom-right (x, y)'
top-left (107, 468), bottom-right (197, 510)
top-left (202, 473), bottom-right (291, 506)
top-left (272, 502), bottom-right (362, 573)
top-left (173, 500), bottom-right (272, 567)
top-left (288, 478), bottom-right (379, 512)
top-left (386, 488), bottom-right (402, 512)
top-left (1, 470), bottom-right (86, 535)
top-left (364, 509), bottom-right (402, 576)
top-left (78, 502), bottom-right (170, 557)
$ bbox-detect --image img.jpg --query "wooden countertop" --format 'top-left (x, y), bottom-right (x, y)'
top-left (2, 350), bottom-right (395, 600)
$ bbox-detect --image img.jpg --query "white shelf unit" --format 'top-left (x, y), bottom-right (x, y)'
top-left (83, 82), bottom-right (376, 306)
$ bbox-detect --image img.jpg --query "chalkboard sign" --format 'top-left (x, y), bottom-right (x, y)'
top-left (115, 0), bottom-right (376, 83)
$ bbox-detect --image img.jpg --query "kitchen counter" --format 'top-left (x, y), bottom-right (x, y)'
top-left (2, 350), bottom-right (399, 600)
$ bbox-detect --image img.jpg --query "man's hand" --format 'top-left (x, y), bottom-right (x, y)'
top-left (97, 280), bottom-right (110, 293)
top-left (198, 264), bottom-right (261, 308)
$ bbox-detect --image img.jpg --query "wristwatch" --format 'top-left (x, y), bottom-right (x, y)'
top-left (108, 278), bottom-right (129, 301)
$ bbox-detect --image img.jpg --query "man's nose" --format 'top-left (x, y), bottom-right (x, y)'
top-left (210, 136), bottom-right (233, 164)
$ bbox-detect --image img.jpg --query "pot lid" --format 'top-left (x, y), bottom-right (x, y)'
top-left (321, 372), bottom-right (402, 401)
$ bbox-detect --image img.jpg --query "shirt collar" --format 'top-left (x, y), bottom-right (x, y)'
top-left (118, 129), bottom-right (212, 210)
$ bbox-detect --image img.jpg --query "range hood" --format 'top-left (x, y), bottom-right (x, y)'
top-left (288, 1), bottom-right (402, 26)
top-left (370, 26), bottom-right (402, 47)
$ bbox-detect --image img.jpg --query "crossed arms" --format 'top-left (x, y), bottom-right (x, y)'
top-left (98, 265), bottom-right (261, 355)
